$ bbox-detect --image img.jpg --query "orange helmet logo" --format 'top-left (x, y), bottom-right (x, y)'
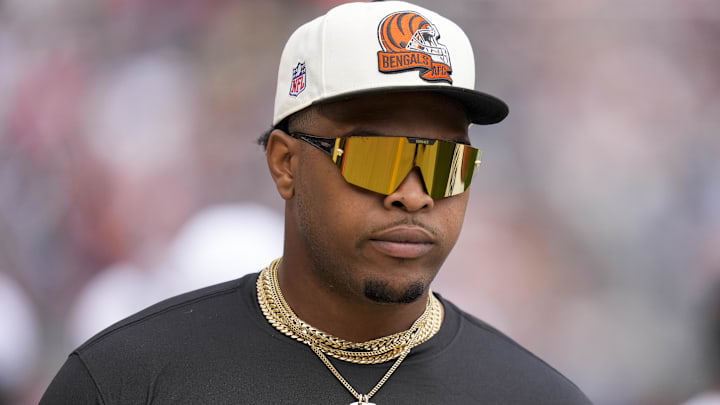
top-left (377, 11), bottom-right (452, 83)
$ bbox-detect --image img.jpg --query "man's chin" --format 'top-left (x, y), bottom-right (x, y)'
top-left (362, 279), bottom-right (425, 304)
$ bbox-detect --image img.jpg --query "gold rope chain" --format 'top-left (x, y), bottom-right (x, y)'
top-left (256, 258), bottom-right (443, 365)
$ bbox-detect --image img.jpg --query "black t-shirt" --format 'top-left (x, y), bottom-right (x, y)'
top-left (41, 273), bottom-right (591, 404)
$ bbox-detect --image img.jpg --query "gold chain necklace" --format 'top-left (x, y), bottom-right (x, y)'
top-left (256, 258), bottom-right (443, 404)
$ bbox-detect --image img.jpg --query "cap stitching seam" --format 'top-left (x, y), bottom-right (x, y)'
top-left (320, 14), bottom-right (328, 98)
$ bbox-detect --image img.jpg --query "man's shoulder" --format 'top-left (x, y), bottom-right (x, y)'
top-left (43, 273), bottom-right (269, 404)
top-left (75, 272), bottom-right (258, 356)
top-left (443, 298), bottom-right (545, 360)
top-left (439, 296), bottom-right (592, 404)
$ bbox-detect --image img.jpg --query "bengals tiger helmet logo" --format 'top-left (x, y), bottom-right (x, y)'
top-left (377, 11), bottom-right (452, 83)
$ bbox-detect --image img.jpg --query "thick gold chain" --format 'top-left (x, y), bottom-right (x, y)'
top-left (256, 258), bottom-right (443, 365)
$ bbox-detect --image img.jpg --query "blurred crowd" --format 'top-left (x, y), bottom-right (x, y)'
top-left (1, 0), bottom-right (719, 404)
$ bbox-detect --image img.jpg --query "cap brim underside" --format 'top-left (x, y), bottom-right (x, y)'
top-left (312, 86), bottom-right (509, 125)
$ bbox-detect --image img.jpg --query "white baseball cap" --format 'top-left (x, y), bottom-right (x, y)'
top-left (273, 0), bottom-right (508, 126)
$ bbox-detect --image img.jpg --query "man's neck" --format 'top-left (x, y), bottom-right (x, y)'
top-left (276, 256), bottom-right (429, 343)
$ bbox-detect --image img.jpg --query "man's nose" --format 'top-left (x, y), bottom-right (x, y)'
top-left (383, 168), bottom-right (434, 212)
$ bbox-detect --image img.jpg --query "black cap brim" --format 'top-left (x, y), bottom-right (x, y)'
top-left (311, 85), bottom-right (509, 125)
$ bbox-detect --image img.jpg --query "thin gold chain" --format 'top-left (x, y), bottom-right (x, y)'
top-left (256, 258), bottom-right (444, 402)
top-left (310, 338), bottom-right (412, 403)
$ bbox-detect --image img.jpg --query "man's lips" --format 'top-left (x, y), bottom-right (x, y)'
top-left (368, 226), bottom-right (435, 259)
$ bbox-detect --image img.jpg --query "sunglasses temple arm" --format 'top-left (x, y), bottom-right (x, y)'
top-left (294, 134), bottom-right (335, 156)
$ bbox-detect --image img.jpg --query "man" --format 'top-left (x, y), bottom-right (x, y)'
top-left (42, 1), bottom-right (591, 404)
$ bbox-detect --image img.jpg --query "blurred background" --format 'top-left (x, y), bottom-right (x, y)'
top-left (1, 0), bottom-right (719, 403)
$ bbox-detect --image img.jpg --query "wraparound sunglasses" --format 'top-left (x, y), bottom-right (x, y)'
top-left (290, 132), bottom-right (481, 199)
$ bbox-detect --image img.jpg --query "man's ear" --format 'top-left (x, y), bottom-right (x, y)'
top-left (266, 129), bottom-right (298, 200)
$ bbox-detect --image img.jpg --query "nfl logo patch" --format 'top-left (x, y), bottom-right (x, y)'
top-left (289, 62), bottom-right (306, 97)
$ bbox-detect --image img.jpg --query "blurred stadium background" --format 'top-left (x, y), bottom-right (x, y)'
top-left (1, 0), bottom-right (719, 403)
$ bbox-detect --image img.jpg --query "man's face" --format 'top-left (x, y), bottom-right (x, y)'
top-left (287, 92), bottom-right (471, 305)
